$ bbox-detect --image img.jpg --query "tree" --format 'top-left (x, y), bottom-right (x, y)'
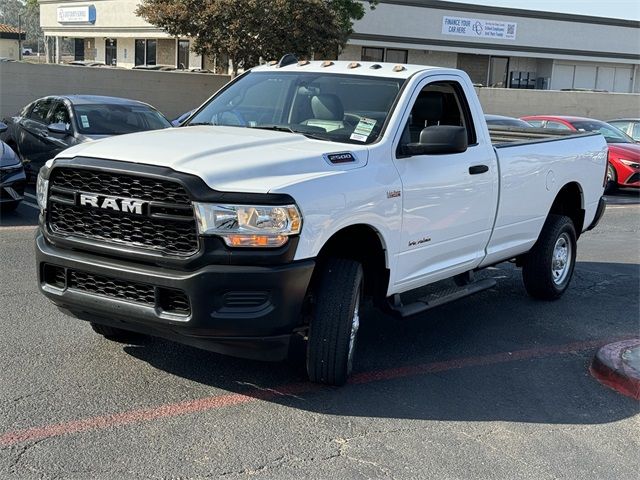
top-left (136, 0), bottom-right (376, 75)
top-left (0, 0), bottom-right (43, 49)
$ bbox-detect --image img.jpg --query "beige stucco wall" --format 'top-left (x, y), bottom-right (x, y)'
top-left (0, 39), bottom-right (20, 60)
top-left (0, 61), bottom-right (231, 119)
top-left (476, 87), bottom-right (640, 120)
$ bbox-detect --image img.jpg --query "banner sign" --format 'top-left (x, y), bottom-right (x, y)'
top-left (57, 6), bottom-right (97, 24)
top-left (442, 16), bottom-right (517, 40)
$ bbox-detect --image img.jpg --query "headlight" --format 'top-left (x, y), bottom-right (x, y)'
top-left (619, 159), bottom-right (640, 169)
top-left (36, 171), bottom-right (49, 211)
top-left (193, 203), bottom-right (302, 248)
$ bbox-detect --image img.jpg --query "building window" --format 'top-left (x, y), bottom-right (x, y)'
top-left (361, 47), bottom-right (384, 62)
top-left (177, 40), bottom-right (189, 69)
top-left (146, 39), bottom-right (157, 65)
top-left (135, 39), bottom-right (145, 66)
top-left (386, 48), bottom-right (408, 64)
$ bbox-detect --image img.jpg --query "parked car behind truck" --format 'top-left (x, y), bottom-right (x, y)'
top-left (522, 115), bottom-right (640, 191)
top-left (36, 61), bottom-right (607, 385)
top-left (1, 95), bottom-right (171, 179)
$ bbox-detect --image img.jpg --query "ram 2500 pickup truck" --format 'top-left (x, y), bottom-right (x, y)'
top-left (35, 60), bottom-right (607, 385)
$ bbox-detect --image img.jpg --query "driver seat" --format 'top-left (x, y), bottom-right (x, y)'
top-left (302, 94), bottom-right (345, 132)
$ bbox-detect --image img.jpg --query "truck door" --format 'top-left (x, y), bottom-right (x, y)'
top-left (392, 76), bottom-right (498, 290)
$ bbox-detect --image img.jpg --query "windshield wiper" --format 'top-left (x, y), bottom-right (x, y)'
top-left (184, 121), bottom-right (215, 126)
top-left (252, 125), bottom-right (297, 133)
top-left (253, 124), bottom-right (330, 141)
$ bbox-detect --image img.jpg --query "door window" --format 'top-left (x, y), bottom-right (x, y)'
top-left (105, 38), bottom-right (117, 66)
top-left (27, 99), bottom-right (54, 123)
top-left (146, 40), bottom-right (157, 65)
top-left (545, 121), bottom-right (571, 130)
top-left (177, 40), bottom-right (189, 69)
top-left (526, 119), bottom-right (544, 127)
top-left (399, 81), bottom-right (476, 151)
top-left (48, 102), bottom-right (71, 127)
top-left (135, 39), bottom-right (145, 66)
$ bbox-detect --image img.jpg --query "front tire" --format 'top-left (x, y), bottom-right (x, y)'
top-left (306, 258), bottom-right (363, 386)
top-left (522, 215), bottom-right (577, 300)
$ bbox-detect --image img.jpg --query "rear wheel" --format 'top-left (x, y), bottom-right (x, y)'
top-left (306, 258), bottom-right (363, 386)
top-left (522, 215), bottom-right (577, 300)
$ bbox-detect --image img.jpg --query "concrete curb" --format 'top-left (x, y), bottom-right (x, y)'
top-left (590, 339), bottom-right (640, 400)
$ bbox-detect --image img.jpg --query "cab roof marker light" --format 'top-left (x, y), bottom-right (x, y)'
top-left (268, 60), bottom-right (277, 66)
top-left (298, 60), bottom-right (310, 66)
top-left (370, 64), bottom-right (382, 69)
top-left (348, 62), bottom-right (361, 69)
top-left (393, 65), bottom-right (406, 72)
top-left (321, 61), bottom-right (334, 67)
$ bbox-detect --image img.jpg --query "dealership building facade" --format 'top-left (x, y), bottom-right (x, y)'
top-left (39, 0), bottom-right (640, 92)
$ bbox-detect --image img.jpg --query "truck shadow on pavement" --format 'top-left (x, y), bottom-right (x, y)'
top-left (122, 260), bottom-right (639, 425)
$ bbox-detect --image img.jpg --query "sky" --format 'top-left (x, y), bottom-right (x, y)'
top-left (447, 0), bottom-right (640, 21)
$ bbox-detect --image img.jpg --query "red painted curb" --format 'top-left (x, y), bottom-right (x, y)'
top-left (590, 339), bottom-right (640, 401)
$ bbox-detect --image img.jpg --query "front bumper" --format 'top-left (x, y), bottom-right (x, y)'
top-left (36, 231), bottom-right (315, 361)
top-left (0, 166), bottom-right (26, 204)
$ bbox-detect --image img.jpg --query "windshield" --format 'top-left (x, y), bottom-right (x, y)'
top-left (72, 103), bottom-right (171, 135)
top-left (571, 120), bottom-right (634, 144)
top-left (186, 71), bottom-right (406, 144)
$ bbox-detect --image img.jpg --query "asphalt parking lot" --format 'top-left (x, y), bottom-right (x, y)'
top-left (0, 187), bottom-right (638, 479)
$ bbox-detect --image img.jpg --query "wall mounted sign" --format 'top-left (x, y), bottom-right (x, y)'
top-left (57, 5), bottom-right (97, 24)
top-left (442, 16), bottom-right (517, 40)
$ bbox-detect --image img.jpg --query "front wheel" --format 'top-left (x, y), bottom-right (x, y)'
top-left (306, 258), bottom-right (363, 386)
top-left (522, 215), bottom-right (577, 300)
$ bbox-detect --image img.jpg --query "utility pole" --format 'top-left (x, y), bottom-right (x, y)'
top-left (18, 13), bottom-right (23, 61)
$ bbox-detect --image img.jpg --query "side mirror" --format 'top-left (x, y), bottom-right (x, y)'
top-left (0, 122), bottom-right (7, 134)
top-left (402, 125), bottom-right (468, 156)
top-left (48, 122), bottom-right (70, 135)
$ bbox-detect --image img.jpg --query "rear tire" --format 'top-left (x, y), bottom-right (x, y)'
top-left (605, 163), bottom-right (618, 194)
top-left (90, 322), bottom-right (139, 341)
top-left (522, 215), bottom-right (577, 300)
top-left (306, 258), bottom-right (363, 386)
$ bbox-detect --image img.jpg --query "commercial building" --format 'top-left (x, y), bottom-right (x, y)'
top-left (339, 1), bottom-right (640, 93)
top-left (38, 0), bottom-right (209, 69)
top-left (0, 24), bottom-right (26, 60)
top-left (39, 0), bottom-right (640, 92)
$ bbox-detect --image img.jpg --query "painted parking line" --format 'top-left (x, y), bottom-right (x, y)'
top-left (0, 337), bottom-right (627, 447)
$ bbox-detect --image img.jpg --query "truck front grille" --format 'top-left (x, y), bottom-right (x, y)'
top-left (46, 167), bottom-right (199, 257)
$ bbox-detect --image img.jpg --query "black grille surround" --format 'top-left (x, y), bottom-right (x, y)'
top-left (46, 166), bottom-right (200, 257)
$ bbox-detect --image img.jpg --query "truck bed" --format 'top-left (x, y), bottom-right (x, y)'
top-left (488, 126), bottom-right (591, 147)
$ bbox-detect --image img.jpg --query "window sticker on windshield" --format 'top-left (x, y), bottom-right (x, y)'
top-left (80, 115), bottom-right (90, 128)
top-left (350, 117), bottom-right (377, 142)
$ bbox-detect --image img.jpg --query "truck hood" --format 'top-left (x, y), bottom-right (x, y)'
top-left (55, 126), bottom-right (368, 193)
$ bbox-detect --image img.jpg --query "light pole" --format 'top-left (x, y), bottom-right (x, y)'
top-left (18, 13), bottom-right (23, 61)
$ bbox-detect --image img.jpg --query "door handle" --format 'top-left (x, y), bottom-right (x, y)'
top-left (469, 165), bottom-right (489, 175)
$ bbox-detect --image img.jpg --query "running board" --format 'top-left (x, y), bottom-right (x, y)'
top-left (386, 278), bottom-right (497, 318)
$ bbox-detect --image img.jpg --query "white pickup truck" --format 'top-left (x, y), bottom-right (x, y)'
top-left (36, 59), bottom-right (607, 385)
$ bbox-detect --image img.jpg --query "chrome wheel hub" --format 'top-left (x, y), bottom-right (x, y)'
top-left (551, 233), bottom-right (572, 285)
